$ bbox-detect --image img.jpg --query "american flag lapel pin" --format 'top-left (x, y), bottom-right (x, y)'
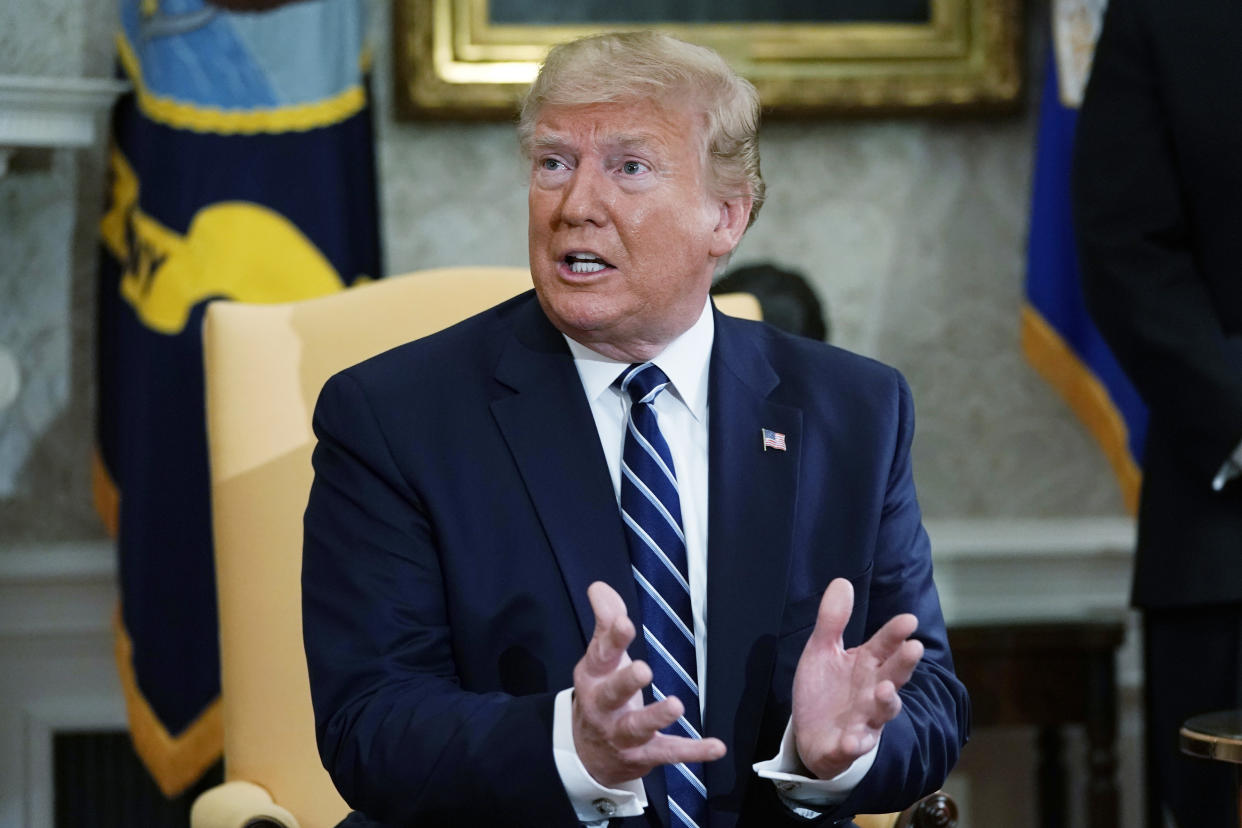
top-left (761, 428), bottom-right (787, 452)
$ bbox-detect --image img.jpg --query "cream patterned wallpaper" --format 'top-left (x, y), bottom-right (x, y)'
top-left (0, 0), bottom-right (113, 539)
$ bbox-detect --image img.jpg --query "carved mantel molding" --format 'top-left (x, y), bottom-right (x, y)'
top-left (0, 74), bottom-right (128, 174)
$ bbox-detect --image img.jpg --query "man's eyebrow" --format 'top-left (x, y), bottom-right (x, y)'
top-left (532, 135), bottom-right (569, 150)
top-left (531, 133), bottom-right (664, 151)
top-left (612, 133), bottom-right (659, 148)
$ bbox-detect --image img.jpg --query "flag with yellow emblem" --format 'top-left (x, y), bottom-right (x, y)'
top-left (95, 0), bottom-right (380, 795)
top-left (1022, 0), bottom-right (1147, 512)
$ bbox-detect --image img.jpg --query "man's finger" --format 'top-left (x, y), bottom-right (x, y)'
top-left (614, 696), bottom-right (684, 747)
top-left (867, 680), bottom-right (904, 728)
top-left (584, 581), bottom-right (634, 673)
top-left (878, 638), bottom-right (924, 688)
top-left (861, 613), bottom-right (919, 664)
top-left (638, 734), bottom-right (728, 768)
top-left (582, 614), bottom-right (634, 676)
top-left (807, 578), bottom-right (853, 648)
top-left (596, 659), bottom-right (652, 711)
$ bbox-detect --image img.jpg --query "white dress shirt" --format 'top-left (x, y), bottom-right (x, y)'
top-left (551, 299), bottom-right (876, 825)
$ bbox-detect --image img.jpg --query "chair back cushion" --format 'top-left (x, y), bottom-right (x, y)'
top-left (203, 267), bottom-right (534, 826)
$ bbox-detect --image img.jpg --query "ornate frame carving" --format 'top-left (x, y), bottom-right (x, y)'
top-left (393, 0), bottom-right (1022, 118)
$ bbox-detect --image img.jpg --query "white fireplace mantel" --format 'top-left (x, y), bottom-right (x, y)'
top-left (0, 74), bottom-right (129, 175)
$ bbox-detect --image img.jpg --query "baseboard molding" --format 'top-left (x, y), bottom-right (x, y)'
top-left (0, 540), bottom-right (117, 638)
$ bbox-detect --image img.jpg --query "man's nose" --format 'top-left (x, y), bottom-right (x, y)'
top-left (559, 165), bottom-right (608, 226)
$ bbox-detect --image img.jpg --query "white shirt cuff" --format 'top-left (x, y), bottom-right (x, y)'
top-left (552, 687), bottom-right (647, 825)
top-left (1211, 439), bottom-right (1242, 491)
top-left (753, 717), bottom-right (878, 816)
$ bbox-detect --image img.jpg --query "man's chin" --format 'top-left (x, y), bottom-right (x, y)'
top-left (549, 313), bottom-right (610, 343)
top-left (537, 292), bottom-right (616, 334)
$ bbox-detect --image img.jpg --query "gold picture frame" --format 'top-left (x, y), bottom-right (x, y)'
top-left (393, 0), bottom-right (1023, 119)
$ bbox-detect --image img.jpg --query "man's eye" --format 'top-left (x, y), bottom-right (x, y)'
top-left (540, 158), bottom-right (566, 171)
top-left (621, 160), bottom-right (648, 175)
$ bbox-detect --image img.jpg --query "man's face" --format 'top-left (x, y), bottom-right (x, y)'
top-left (527, 98), bottom-right (748, 361)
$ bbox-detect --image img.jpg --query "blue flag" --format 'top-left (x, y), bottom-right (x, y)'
top-left (1022, 14), bottom-right (1146, 513)
top-left (95, 0), bottom-right (381, 795)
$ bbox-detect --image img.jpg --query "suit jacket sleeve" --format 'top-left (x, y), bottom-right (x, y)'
top-left (826, 372), bottom-right (969, 820)
top-left (1072, 0), bottom-right (1242, 476)
top-left (302, 370), bottom-right (579, 826)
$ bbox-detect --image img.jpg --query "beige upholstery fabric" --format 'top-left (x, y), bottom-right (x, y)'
top-left (196, 266), bottom-right (762, 826)
top-left (200, 267), bottom-right (535, 827)
top-left (190, 780), bottom-right (299, 828)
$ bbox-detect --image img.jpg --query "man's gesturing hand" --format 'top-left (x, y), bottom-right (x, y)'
top-left (792, 578), bottom-right (924, 780)
top-left (572, 581), bottom-right (726, 788)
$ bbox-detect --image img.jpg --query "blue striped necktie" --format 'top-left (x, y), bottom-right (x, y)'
top-left (616, 362), bottom-right (707, 828)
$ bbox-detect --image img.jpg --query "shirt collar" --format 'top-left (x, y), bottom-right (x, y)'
top-left (563, 298), bottom-right (714, 421)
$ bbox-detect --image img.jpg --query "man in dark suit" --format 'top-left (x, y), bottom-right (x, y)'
top-left (1073, 1), bottom-right (1242, 825)
top-left (303, 30), bottom-right (968, 827)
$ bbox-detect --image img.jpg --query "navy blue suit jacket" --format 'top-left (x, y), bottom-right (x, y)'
top-left (302, 291), bottom-right (968, 827)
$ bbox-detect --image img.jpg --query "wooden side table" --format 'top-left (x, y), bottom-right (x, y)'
top-left (1180, 710), bottom-right (1242, 827)
top-left (949, 620), bottom-right (1126, 828)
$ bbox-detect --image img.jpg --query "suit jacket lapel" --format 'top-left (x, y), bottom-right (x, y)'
top-left (490, 296), bottom-right (637, 645)
top-left (704, 310), bottom-right (802, 807)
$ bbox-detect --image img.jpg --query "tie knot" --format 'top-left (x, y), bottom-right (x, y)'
top-left (617, 362), bottom-right (671, 405)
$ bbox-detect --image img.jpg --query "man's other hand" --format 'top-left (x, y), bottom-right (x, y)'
top-left (792, 578), bottom-right (923, 780)
top-left (572, 581), bottom-right (727, 787)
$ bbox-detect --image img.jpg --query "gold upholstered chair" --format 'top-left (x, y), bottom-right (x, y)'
top-left (190, 266), bottom-right (951, 828)
top-left (193, 266), bottom-right (544, 828)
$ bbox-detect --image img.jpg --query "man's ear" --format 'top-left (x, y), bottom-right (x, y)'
top-left (710, 195), bottom-right (753, 258)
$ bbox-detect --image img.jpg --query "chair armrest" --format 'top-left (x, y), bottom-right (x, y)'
top-left (190, 780), bottom-right (301, 828)
top-left (895, 790), bottom-right (958, 828)
top-left (855, 790), bottom-right (959, 828)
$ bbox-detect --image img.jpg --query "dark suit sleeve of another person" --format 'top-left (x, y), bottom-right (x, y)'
top-left (301, 369), bottom-right (577, 827)
top-left (1072, 0), bottom-right (1242, 478)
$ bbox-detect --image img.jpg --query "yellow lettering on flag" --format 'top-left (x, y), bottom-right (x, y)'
top-left (101, 146), bottom-right (345, 335)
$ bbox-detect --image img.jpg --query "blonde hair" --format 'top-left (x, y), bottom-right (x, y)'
top-left (518, 30), bottom-right (765, 227)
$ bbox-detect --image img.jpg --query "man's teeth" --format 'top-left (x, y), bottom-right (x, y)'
top-left (567, 255), bottom-right (607, 273)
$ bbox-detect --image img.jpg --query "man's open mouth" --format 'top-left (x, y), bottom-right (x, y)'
top-left (564, 253), bottom-right (613, 273)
